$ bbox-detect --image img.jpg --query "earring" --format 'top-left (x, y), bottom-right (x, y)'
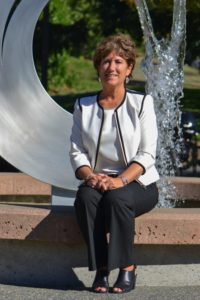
top-left (98, 77), bottom-right (101, 82)
top-left (125, 77), bottom-right (130, 84)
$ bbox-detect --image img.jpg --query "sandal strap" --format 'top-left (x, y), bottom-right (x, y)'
top-left (92, 270), bottom-right (109, 291)
top-left (113, 269), bottom-right (136, 293)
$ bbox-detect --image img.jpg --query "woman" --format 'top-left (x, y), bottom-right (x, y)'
top-left (69, 33), bottom-right (159, 294)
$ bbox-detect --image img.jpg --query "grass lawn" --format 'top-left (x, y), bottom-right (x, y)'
top-left (50, 54), bottom-right (200, 132)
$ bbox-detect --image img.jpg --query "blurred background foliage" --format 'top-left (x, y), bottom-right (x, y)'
top-left (32, 0), bottom-right (200, 129)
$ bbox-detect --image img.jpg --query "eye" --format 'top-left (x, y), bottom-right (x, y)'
top-left (101, 59), bottom-right (110, 66)
top-left (115, 59), bottom-right (122, 64)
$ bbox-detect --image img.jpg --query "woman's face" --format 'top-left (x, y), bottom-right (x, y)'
top-left (98, 52), bottom-right (132, 88)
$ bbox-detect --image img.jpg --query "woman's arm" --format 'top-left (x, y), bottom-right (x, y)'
top-left (130, 94), bottom-right (158, 173)
top-left (98, 95), bottom-right (158, 191)
top-left (118, 162), bottom-right (144, 185)
top-left (75, 165), bottom-right (94, 181)
top-left (69, 100), bottom-right (92, 178)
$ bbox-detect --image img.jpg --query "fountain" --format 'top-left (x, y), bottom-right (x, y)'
top-left (135, 0), bottom-right (187, 207)
top-left (0, 0), bottom-right (188, 207)
top-left (0, 0), bottom-right (200, 289)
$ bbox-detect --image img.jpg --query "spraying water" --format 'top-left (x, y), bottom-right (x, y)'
top-left (135, 0), bottom-right (186, 207)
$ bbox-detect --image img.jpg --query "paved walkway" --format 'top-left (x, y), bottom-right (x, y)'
top-left (1, 265), bottom-right (200, 300)
top-left (0, 284), bottom-right (200, 300)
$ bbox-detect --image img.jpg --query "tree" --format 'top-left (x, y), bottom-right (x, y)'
top-left (33, 0), bottom-right (102, 88)
top-left (123, 0), bottom-right (200, 62)
top-left (33, 0), bottom-right (200, 88)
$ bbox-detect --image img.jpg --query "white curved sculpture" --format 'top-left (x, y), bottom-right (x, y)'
top-left (0, 0), bottom-right (78, 192)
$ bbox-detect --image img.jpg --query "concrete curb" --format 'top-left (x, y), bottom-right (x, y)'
top-left (1, 204), bottom-right (200, 245)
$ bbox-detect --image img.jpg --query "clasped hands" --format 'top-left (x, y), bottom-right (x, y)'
top-left (85, 173), bottom-right (123, 192)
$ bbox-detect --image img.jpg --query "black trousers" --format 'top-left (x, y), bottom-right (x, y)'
top-left (74, 181), bottom-right (158, 271)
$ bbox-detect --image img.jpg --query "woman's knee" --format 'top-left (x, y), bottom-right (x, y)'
top-left (135, 183), bottom-right (159, 217)
top-left (103, 189), bottom-right (125, 209)
top-left (75, 186), bottom-right (90, 207)
top-left (74, 185), bottom-right (100, 209)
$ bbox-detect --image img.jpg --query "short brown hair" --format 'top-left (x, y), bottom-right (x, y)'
top-left (93, 33), bottom-right (136, 78)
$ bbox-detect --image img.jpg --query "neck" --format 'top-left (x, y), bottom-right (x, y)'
top-left (98, 86), bottom-right (126, 109)
top-left (100, 85), bottom-right (126, 102)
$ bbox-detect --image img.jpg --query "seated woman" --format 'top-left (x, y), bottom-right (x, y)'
top-left (69, 33), bottom-right (159, 294)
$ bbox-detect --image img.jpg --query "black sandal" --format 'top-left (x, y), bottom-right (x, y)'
top-left (112, 268), bottom-right (136, 294)
top-left (92, 269), bottom-right (109, 293)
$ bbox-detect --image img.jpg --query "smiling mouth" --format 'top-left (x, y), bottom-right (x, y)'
top-left (105, 74), bottom-right (118, 78)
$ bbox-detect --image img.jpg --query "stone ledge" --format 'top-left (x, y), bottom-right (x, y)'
top-left (0, 173), bottom-right (200, 200)
top-left (135, 208), bottom-right (200, 244)
top-left (0, 173), bottom-right (51, 195)
top-left (171, 177), bottom-right (200, 200)
top-left (0, 204), bottom-right (200, 245)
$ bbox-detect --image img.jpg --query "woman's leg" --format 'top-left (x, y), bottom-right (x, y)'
top-left (103, 181), bottom-right (158, 293)
top-left (134, 182), bottom-right (159, 218)
top-left (103, 181), bottom-right (159, 271)
top-left (74, 185), bottom-right (108, 271)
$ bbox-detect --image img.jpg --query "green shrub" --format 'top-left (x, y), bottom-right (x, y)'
top-left (48, 50), bottom-right (79, 90)
top-left (48, 51), bottom-right (101, 93)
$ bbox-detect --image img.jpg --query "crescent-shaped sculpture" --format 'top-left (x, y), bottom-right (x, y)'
top-left (0, 0), bottom-right (78, 193)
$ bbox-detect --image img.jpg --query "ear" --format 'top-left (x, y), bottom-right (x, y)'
top-left (126, 63), bottom-right (133, 77)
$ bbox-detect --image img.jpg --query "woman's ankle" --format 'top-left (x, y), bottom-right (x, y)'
top-left (121, 265), bottom-right (135, 272)
top-left (97, 267), bottom-right (108, 272)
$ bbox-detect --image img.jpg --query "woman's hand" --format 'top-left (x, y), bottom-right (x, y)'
top-left (95, 175), bottom-right (124, 192)
top-left (85, 173), bottom-right (99, 188)
top-left (85, 173), bottom-right (126, 192)
top-left (103, 177), bottom-right (124, 191)
top-left (85, 173), bottom-right (108, 190)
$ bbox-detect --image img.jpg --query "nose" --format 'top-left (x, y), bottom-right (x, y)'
top-left (108, 60), bottom-right (115, 71)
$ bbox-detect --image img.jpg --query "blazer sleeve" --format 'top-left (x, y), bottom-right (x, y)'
top-left (69, 99), bottom-right (91, 175)
top-left (132, 95), bottom-right (158, 173)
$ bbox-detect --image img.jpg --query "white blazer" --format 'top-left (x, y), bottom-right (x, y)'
top-left (69, 89), bottom-right (159, 186)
